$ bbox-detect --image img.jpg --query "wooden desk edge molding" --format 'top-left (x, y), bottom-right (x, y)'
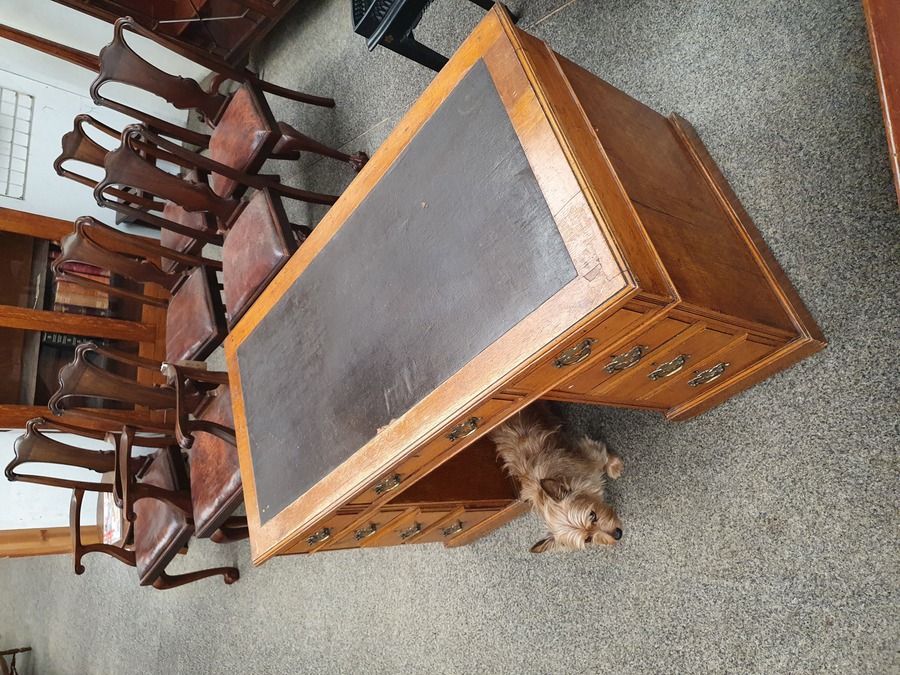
top-left (225, 6), bottom-right (825, 565)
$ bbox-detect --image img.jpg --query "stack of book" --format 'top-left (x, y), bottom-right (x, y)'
top-left (49, 251), bottom-right (112, 318)
top-left (43, 249), bottom-right (112, 349)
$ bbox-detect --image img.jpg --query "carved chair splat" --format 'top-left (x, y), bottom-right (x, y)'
top-left (48, 343), bottom-right (184, 428)
top-left (4, 416), bottom-right (164, 493)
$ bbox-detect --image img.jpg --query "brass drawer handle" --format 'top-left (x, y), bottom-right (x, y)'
top-left (306, 528), bottom-right (330, 546)
top-left (354, 523), bottom-right (378, 541)
top-left (553, 338), bottom-right (597, 368)
top-left (604, 345), bottom-right (648, 373)
top-left (446, 417), bottom-right (481, 442)
top-left (373, 474), bottom-right (402, 495)
top-left (689, 362), bottom-right (730, 387)
top-left (399, 523), bottom-right (422, 540)
top-left (648, 354), bottom-right (690, 380)
top-left (441, 521), bottom-right (464, 538)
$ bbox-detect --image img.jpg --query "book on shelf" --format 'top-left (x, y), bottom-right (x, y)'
top-left (51, 258), bottom-right (110, 279)
top-left (53, 278), bottom-right (110, 311)
top-left (40, 332), bottom-right (107, 349)
top-left (53, 303), bottom-right (113, 318)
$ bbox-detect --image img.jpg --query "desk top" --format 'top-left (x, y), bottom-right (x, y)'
top-left (226, 6), bottom-right (632, 564)
top-left (237, 59), bottom-right (575, 525)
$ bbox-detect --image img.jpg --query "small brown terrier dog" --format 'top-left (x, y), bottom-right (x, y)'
top-left (490, 404), bottom-right (623, 553)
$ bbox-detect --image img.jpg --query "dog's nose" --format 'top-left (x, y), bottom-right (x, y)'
top-left (612, 528), bottom-right (622, 540)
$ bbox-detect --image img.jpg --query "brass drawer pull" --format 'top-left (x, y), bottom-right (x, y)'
top-left (604, 345), bottom-right (648, 373)
top-left (306, 528), bottom-right (330, 546)
top-left (553, 338), bottom-right (597, 368)
top-left (648, 354), bottom-right (689, 380)
top-left (354, 523), bottom-right (378, 541)
top-left (446, 417), bottom-right (481, 442)
top-left (399, 523), bottom-right (422, 540)
top-left (373, 474), bottom-right (402, 495)
top-left (689, 362), bottom-right (730, 387)
top-left (441, 521), bottom-right (464, 538)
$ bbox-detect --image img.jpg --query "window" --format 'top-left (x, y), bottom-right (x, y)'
top-left (0, 87), bottom-right (34, 199)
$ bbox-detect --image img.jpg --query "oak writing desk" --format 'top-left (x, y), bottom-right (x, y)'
top-left (225, 6), bottom-right (824, 565)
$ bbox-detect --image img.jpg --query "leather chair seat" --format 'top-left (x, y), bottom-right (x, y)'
top-left (222, 189), bottom-right (297, 328)
top-left (133, 448), bottom-right (193, 586)
top-left (209, 84), bottom-right (275, 200)
top-left (189, 386), bottom-right (243, 538)
top-left (165, 266), bottom-right (227, 362)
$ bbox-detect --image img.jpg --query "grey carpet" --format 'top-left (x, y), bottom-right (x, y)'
top-left (1, 0), bottom-right (898, 673)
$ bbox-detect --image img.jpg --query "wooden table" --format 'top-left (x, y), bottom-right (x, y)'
top-left (225, 6), bottom-right (824, 565)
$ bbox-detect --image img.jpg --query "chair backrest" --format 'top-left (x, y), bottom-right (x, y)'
top-left (90, 17), bottom-right (228, 144)
top-left (95, 125), bottom-right (242, 224)
top-left (49, 342), bottom-right (177, 421)
top-left (54, 217), bottom-right (220, 306)
top-left (5, 417), bottom-right (150, 492)
top-left (53, 114), bottom-right (165, 211)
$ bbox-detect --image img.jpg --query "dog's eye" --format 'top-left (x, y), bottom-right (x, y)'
top-left (589, 511), bottom-right (597, 524)
top-left (585, 536), bottom-right (593, 544)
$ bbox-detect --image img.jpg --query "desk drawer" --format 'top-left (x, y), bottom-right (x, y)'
top-left (590, 324), bottom-right (736, 405)
top-left (415, 507), bottom-right (501, 545)
top-left (509, 306), bottom-right (649, 394)
top-left (549, 316), bottom-right (692, 397)
top-left (368, 508), bottom-right (451, 547)
top-left (348, 396), bottom-right (521, 507)
top-left (636, 336), bottom-right (778, 408)
top-left (320, 508), bottom-right (410, 551)
top-left (280, 510), bottom-right (364, 555)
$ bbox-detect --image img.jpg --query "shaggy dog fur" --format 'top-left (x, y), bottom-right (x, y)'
top-left (490, 404), bottom-right (623, 553)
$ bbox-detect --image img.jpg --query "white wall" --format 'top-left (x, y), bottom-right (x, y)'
top-left (0, 431), bottom-right (102, 528)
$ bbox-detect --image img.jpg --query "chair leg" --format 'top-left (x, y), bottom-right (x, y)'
top-left (274, 122), bottom-right (368, 171)
top-left (256, 78), bottom-right (336, 108)
top-left (390, 35), bottom-right (449, 72)
top-left (210, 518), bottom-right (250, 544)
top-left (152, 566), bottom-right (239, 590)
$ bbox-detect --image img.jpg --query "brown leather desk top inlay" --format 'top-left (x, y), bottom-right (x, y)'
top-left (237, 59), bottom-right (575, 524)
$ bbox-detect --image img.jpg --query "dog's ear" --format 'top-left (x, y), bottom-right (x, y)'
top-left (531, 536), bottom-right (558, 553)
top-left (540, 477), bottom-right (571, 502)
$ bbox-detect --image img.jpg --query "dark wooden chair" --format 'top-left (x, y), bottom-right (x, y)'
top-left (91, 17), bottom-right (366, 170)
top-left (57, 207), bottom-right (296, 333)
top-left (94, 118), bottom-right (339, 239)
top-left (55, 216), bottom-right (220, 300)
top-left (54, 116), bottom-right (222, 259)
top-left (352, 0), bottom-right (505, 71)
top-left (54, 218), bottom-right (228, 364)
top-left (48, 342), bottom-right (187, 429)
top-left (160, 362), bottom-right (247, 541)
top-left (70, 459), bottom-right (239, 590)
top-left (4, 416), bottom-right (161, 494)
top-left (53, 114), bottom-right (162, 212)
